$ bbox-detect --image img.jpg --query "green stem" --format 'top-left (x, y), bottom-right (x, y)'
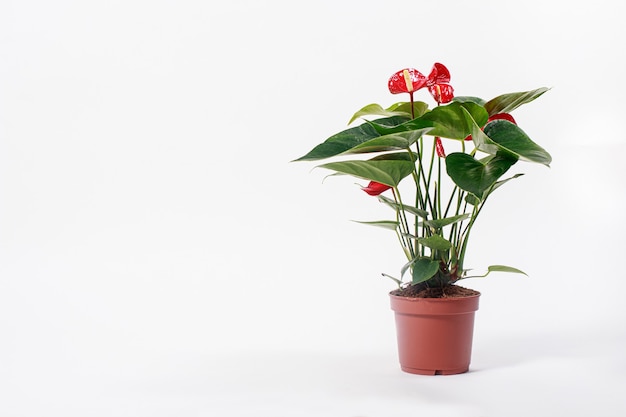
top-left (437, 153), bottom-right (442, 221)
top-left (443, 185), bottom-right (458, 218)
top-left (392, 187), bottom-right (415, 260)
top-left (425, 138), bottom-right (438, 219)
top-left (414, 139), bottom-right (435, 218)
top-left (457, 189), bottom-right (492, 276)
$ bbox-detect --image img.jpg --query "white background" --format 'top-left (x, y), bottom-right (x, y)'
top-left (1, 0), bottom-right (625, 416)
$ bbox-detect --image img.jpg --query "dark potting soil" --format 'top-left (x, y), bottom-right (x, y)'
top-left (390, 284), bottom-right (480, 299)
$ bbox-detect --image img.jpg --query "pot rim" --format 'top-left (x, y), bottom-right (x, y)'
top-left (390, 291), bottom-right (480, 315)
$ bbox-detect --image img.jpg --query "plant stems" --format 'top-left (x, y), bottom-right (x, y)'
top-left (392, 187), bottom-right (415, 260)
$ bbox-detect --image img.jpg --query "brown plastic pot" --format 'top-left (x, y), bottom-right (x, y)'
top-left (390, 291), bottom-right (480, 375)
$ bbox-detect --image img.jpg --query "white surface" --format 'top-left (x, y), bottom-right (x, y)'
top-left (1, 0), bottom-right (625, 416)
top-left (1, 329), bottom-right (625, 416)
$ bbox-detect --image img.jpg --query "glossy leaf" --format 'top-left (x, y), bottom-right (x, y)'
top-left (422, 213), bottom-right (470, 229)
top-left (347, 128), bottom-right (433, 154)
top-left (294, 117), bottom-right (407, 161)
top-left (466, 173), bottom-right (525, 205)
top-left (420, 102), bottom-right (488, 139)
top-left (489, 173), bottom-right (524, 194)
top-left (412, 258), bottom-right (440, 284)
top-left (453, 96), bottom-right (486, 106)
top-left (446, 153), bottom-right (517, 198)
top-left (348, 102), bottom-right (428, 124)
top-left (369, 151), bottom-right (416, 162)
top-left (387, 101), bottom-right (429, 118)
top-left (484, 87), bottom-right (549, 116)
top-left (488, 265), bottom-right (527, 275)
top-left (317, 160), bottom-right (415, 187)
top-left (418, 235), bottom-right (452, 251)
top-left (465, 194), bottom-right (480, 206)
top-left (378, 195), bottom-right (429, 218)
top-left (483, 120), bottom-right (552, 166)
top-left (466, 113), bottom-right (517, 158)
top-left (352, 220), bottom-right (399, 230)
top-left (382, 273), bottom-right (403, 287)
top-left (367, 117), bottom-right (433, 136)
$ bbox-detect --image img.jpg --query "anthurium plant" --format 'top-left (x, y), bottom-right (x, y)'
top-left (294, 63), bottom-right (551, 291)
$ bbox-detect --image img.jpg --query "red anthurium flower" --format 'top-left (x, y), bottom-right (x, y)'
top-left (435, 137), bottom-right (446, 158)
top-left (388, 68), bottom-right (427, 95)
top-left (388, 63), bottom-right (454, 107)
top-left (427, 63), bottom-right (451, 85)
top-left (426, 63), bottom-right (454, 104)
top-left (428, 83), bottom-right (455, 104)
top-left (464, 113), bottom-right (517, 141)
top-left (362, 181), bottom-right (392, 196)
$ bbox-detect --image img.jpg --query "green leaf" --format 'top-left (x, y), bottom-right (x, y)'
top-left (369, 151), bottom-right (417, 162)
top-left (378, 195), bottom-right (429, 218)
top-left (418, 235), bottom-right (452, 251)
top-left (348, 102), bottom-right (428, 124)
top-left (484, 87), bottom-right (549, 116)
top-left (420, 102), bottom-right (489, 140)
top-left (463, 264), bottom-right (528, 279)
top-left (352, 220), bottom-right (399, 230)
top-left (317, 159), bottom-right (415, 187)
top-left (347, 128), bottom-right (433, 154)
top-left (465, 194), bottom-right (480, 206)
top-left (382, 272), bottom-right (403, 287)
top-left (466, 173), bottom-right (525, 205)
top-left (487, 265), bottom-right (527, 275)
top-left (412, 258), bottom-right (440, 284)
top-left (489, 173), bottom-right (524, 195)
top-left (483, 120), bottom-right (552, 166)
top-left (294, 117), bottom-right (407, 161)
top-left (387, 101), bottom-right (430, 118)
top-left (445, 153), bottom-right (517, 199)
top-left (366, 117), bottom-right (434, 136)
top-left (453, 96), bottom-right (486, 106)
top-left (422, 213), bottom-right (470, 229)
top-left (348, 104), bottom-right (398, 124)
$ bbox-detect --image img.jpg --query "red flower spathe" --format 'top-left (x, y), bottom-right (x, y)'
top-left (426, 63), bottom-right (454, 104)
top-left (435, 137), bottom-right (446, 158)
top-left (362, 181), bottom-right (392, 196)
top-left (388, 68), bottom-right (427, 95)
top-left (388, 63), bottom-right (454, 104)
top-left (488, 113), bottom-right (516, 124)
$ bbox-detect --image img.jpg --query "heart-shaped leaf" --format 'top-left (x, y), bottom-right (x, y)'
top-left (347, 128), bottom-right (433, 154)
top-left (466, 172), bottom-right (525, 205)
top-left (317, 159), bottom-right (415, 187)
top-left (445, 153), bottom-right (517, 199)
top-left (464, 264), bottom-right (528, 278)
top-left (483, 120), bottom-right (552, 166)
top-left (487, 265), bottom-right (527, 275)
top-left (420, 101), bottom-right (488, 140)
top-left (418, 235), bottom-right (452, 251)
top-left (453, 96), bottom-right (486, 106)
top-left (422, 213), bottom-right (470, 229)
top-left (367, 117), bottom-right (434, 136)
top-left (294, 116), bottom-right (408, 161)
top-left (484, 87), bottom-right (549, 116)
top-left (348, 102), bottom-right (429, 124)
top-left (412, 258), bottom-right (440, 284)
